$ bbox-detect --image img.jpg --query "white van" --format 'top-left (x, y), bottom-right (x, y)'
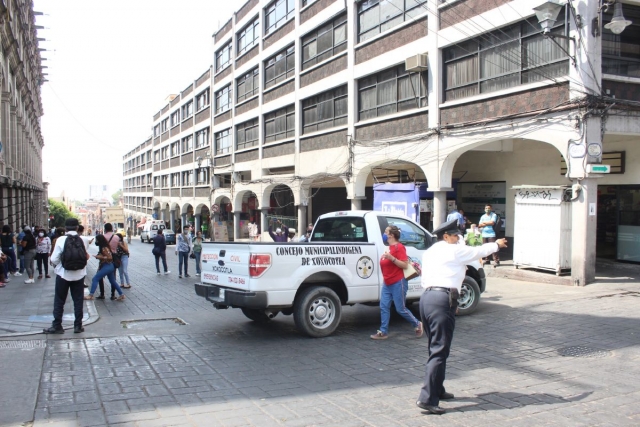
top-left (140, 220), bottom-right (166, 243)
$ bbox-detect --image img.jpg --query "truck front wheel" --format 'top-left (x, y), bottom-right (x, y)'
top-left (457, 276), bottom-right (481, 316)
top-left (293, 286), bottom-right (342, 338)
top-left (241, 308), bottom-right (272, 323)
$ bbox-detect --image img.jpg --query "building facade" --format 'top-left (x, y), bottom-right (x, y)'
top-left (0, 0), bottom-right (47, 230)
top-left (123, 0), bottom-right (640, 284)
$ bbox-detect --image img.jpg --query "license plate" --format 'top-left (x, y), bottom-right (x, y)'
top-left (219, 288), bottom-right (225, 300)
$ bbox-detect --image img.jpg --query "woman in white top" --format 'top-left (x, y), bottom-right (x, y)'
top-left (35, 229), bottom-right (52, 279)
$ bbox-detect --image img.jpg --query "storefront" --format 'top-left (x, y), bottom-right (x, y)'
top-left (597, 185), bottom-right (640, 262)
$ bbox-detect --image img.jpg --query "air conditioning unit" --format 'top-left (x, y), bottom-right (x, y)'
top-left (405, 54), bottom-right (428, 72)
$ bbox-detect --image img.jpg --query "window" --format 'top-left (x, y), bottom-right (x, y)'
top-left (215, 128), bottom-right (232, 155)
top-left (160, 118), bottom-right (169, 133)
top-left (357, 0), bottom-right (427, 42)
top-left (358, 64), bottom-right (427, 121)
top-left (311, 217), bottom-right (369, 242)
top-left (237, 68), bottom-right (259, 103)
top-left (602, 5), bottom-right (640, 78)
top-left (195, 127), bottom-right (210, 149)
top-left (161, 175), bottom-right (169, 187)
top-left (170, 110), bottom-right (180, 127)
top-left (302, 85), bottom-right (347, 134)
top-left (236, 118), bottom-right (259, 150)
top-left (182, 170), bottom-right (194, 186)
top-left (215, 85), bottom-right (232, 114)
top-left (182, 101), bottom-right (193, 119)
top-left (443, 11), bottom-right (569, 102)
top-left (170, 141), bottom-right (180, 157)
top-left (215, 42), bottom-right (232, 72)
top-left (182, 135), bottom-right (193, 152)
top-left (302, 13), bottom-right (347, 70)
top-left (161, 146), bottom-right (169, 160)
top-left (265, 0), bottom-right (295, 35)
top-left (265, 45), bottom-right (295, 89)
top-left (237, 18), bottom-right (259, 56)
top-left (171, 172), bottom-right (181, 187)
top-left (383, 216), bottom-right (428, 249)
top-left (265, 105), bottom-right (295, 143)
top-left (197, 168), bottom-right (210, 185)
top-left (196, 89), bottom-right (210, 111)
top-left (153, 125), bottom-right (160, 137)
top-left (302, 0), bottom-right (317, 6)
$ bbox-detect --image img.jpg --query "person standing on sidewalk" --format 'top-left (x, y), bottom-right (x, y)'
top-left (35, 228), bottom-right (52, 279)
top-left (193, 231), bottom-right (203, 277)
top-left (478, 204), bottom-right (500, 266)
top-left (84, 234), bottom-right (125, 302)
top-left (43, 218), bottom-right (90, 334)
top-left (370, 225), bottom-right (423, 340)
top-left (415, 219), bottom-right (507, 415)
top-left (176, 227), bottom-right (192, 279)
top-left (116, 233), bottom-right (131, 289)
top-left (152, 229), bottom-right (170, 275)
top-left (21, 227), bottom-right (37, 284)
top-left (1, 225), bottom-right (19, 278)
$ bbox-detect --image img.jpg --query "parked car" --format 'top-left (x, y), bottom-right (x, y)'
top-left (163, 229), bottom-right (176, 245)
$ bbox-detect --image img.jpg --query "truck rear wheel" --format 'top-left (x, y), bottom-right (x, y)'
top-left (457, 276), bottom-right (481, 316)
top-left (241, 308), bottom-right (271, 323)
top-left (293, 286), bottom-right (342, 338)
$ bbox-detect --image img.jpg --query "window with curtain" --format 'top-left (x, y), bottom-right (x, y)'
top-left (602, 4), bottom-right (640, 78)
top-left (265, 0), bottom-right (295, 35)
top-left (358, 64), bottom-right (427, 121)
top-left (215, 129), bottom-right (232, 155)
top-left (236, 118), bottom-right (259, 150)
top-left (302, 85), bottom-right (348, 134)
top-left (195, 128), bottom-right (210, 148)
top-left (181, 101), bottom-right (193, 119)
top-left (237, 18), bottom-right (259, 55)
top-left (265, 45), bottom-right (295, 89)
top-left (182, 135), bottom-right (193, 152)
top-left (196, 89), bottom-right (210, 111)
top-left (237, 68), bottom-right (260, 103)
top-left (264, 105), bottom-right (295, 143)
top-left (215, 85), bottom-right (232, 114)
top-left (443, 9), bottom-right (570, 102)
top-left (302, 13), bottom-right (347, 70)
top-left (357, 0), bottom-right (427, 42)
top-left (215, 42), bottom-right (232, 72)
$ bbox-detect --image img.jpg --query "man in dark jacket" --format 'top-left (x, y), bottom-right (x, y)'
top-left (152, 229), bottom-right (170, 275)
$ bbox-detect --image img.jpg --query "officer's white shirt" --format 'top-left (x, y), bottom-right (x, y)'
top-left (421, 240), bottom-right (498, 292)
top-left (50, 231), bottom-right (90, 281)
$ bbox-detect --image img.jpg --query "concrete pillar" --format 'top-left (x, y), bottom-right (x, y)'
top-left (195, 214), bottom-right (201, 233)
top-left (350, 198), bottom-right (362, 211)
top-left (170, 210), bottom-right (176, 231)
top-left (181, 213), bottom-right (187, 230)
top-left (297, 205), bottom-right (307, 237)
top-left (432, 191), bottom-right (448, 230)
top-left (261, 209), bottom-right (269, 242)
top-left (571, 178), bottom-right (597, 286)
top-left (233, 211), bottom-right (241, 241)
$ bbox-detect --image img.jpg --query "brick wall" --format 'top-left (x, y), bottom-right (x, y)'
top-left (440, 83), bottom-right (570, 125)
top-left (603, 80), bottom-right (640, 102)
top-left (355, 112), bottom-right (428, 140)
top-left (195, 188), bottom-right (210, 198)
top-left (236, 97), bottom-right (259, 115)
top-left (215, 155), bottom-right (232, 166)
top-left (181, 154), bottom-right (193, 164)
top-left (161, 104), bottom-right (170, 115)
top-left (301, 0), bottom-right (338, 24)
top-left (170, 96), bottom-right (180, 107)
top-left (153, 137), bottom-right (160, 146)
top-left (264, 19), bottom-right (295, 50)
top-left (195, 148), bottom-right (209, 160)
top-left (161, 160), bottom-right (170, 169)
top-left (236, 44), bottom-right (259, 68)
top-left (264, 80), bottom-right (295, 104)
top-left (170, 157), bottom-right (180, 168)
top-left (154, 190), bottom-right (161, 197)
top-left (170, 126), bottom-right (180, 137)
top-left (215, 110), bottom-right (232, 124)
top-left (263, 141), bottom-right (295, 158)
top-left (153, 112), bottom-right (161, 121)
top-left (355, 18), bottom-right (427, 65)
top-left (215, 19), bottom-right (232, 44)
top-left (300, 129), bottom-right (347, 152)
top-left (182, 84), bottom-right (193, 97)
top-left (236, 148), bottom-right (259, 162)
top-left (216, 65), bottom-right (232, 81)
top-left (440, 0), bottom-right (511, 29)
top-left (161, 133), bottom-right (169, 142)
top-left (300, 54), bottom-right (347, 87)
top-left (153, 164), bottom-right (161, 172)
top-left (196, 69), bottom-right (211, 87)
top-left (183, 188), bottom-right (194, 198)
top-left (181, 117), bottom-right (193, 132)
top-left (236, 0), bottom-right (258, 22)
top-left (195, 107), bottom-right (210, 124)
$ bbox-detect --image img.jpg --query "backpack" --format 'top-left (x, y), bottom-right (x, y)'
top-left (494, 214), bottom-right (502, 231)
top-left (61, 235), bottom-right (88, 271)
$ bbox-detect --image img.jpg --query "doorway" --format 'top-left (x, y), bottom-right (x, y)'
top-left (597, 185), bottom-right (640, 262)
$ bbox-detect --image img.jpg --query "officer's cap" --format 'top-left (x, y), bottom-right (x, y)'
top-left (433, 219), bottom-right (462, 238)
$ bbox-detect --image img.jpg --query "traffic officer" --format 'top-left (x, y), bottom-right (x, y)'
top-left (416, 219), bottom-right (507, 415)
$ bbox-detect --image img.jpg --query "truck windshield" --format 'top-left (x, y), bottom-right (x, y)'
top-left (311, 217), bottom-right (368, 243)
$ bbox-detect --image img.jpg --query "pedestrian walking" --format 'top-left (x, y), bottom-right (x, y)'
top-left (43, 218), bottom-right (90, 334)
top-left (17, 225), bottom-right (26, 275)
top-left (126, 227), bottom-right (132, 244)
top-left (152, 228), bottom-right (170, 275)
top-left (116, 233), bottom-right (131, 289)
top-left (176, 227), bottom-right (192, 278)
top-left (370, 225), bottom-right (423, 340)
top-left (21, 226), bottom-right (37, 283)
top-left (478, 204), bottom-right (500, 266)
top-left (84, 234), bottom-right (125, 301)
top-left (35, 228), bottom-right (52, 279)
top-left (415, 219), bottom-right (506, 415)
top-left (1, 225), bottom-right (19, 277)
top-left (193, 231), bottom-right (203, 276)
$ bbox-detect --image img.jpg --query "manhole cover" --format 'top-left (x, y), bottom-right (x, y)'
top-left (558, 346), bottom-right (611, 358)
top-left (121, 318), bottom-right (188, 329)
top-left (0, 340), bottom-right (46, 349)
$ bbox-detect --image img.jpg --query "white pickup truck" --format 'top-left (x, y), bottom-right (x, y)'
top-left (194, 210), bottom-right (487, 337)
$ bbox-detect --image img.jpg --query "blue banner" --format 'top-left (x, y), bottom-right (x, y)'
top-left (373, 183), bottom-right (420, 222)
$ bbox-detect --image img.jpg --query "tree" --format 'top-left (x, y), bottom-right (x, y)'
top-left (48, 199), bottom-right (78, 228)
top-left (112, 189), bottom-right (123, 205)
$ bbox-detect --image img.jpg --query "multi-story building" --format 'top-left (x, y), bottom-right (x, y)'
top-left (0, 0), bottom-right (47, 229)
top-left (123, 0), bottom-right (640, 284)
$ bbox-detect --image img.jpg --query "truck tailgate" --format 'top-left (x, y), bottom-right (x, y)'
top-left (201, 245), bottom-right (250, 291)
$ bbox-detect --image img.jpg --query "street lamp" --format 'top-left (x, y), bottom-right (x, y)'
top-left (533, 0), bottom-right (578, 66)
top-left (604, 2), bottom-right (632, 34)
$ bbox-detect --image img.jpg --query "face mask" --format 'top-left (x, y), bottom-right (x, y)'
top-left (184, 231), bottom-right (189, 235)
top-left (485, 209), bottom-right (491, 213)
top-left (382, 233), bottom-right (388, 244)
top-left (39, 233), bottom-right (44, 237)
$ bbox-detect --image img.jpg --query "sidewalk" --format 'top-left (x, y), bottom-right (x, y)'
top-left (0, 260), bottom-right (100, 337)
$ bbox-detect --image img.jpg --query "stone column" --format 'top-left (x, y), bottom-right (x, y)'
top-left (431, 190), bottom-right (448, 230)
top-left (261, 209), bottom-right (269, 242)
top-left (233, 211), bottom-right (241, 241)
top-left (571, 178), bottom-right (597, 286)
top-left (181, 213), bottom-right (187, 230)
top-left (297, 205), bottom-right (307, 237)
top-left (170, 210), bottom-right (176, 231)
top-left (350, 198), bottom-right (362, 211)
top-left (195, 214), bottom-right (201, 234)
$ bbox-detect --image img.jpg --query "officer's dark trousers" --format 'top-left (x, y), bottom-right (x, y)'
top-left (52, 275), bottom-right (84, 329)
top-left (418, 289), bottom-right (456, 406)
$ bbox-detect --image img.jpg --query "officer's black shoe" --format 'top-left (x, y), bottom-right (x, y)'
top-left (43, 326), bottom-right (64, 334)
top-left (416, 401), bottom-right (446, 414)
top-left (74, 326), bottom-right (84, 333)
top-left (440, 392), bottom-right (455, 400)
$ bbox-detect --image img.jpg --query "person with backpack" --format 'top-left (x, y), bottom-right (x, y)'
top-left (84, 234), bottom-right (125, 302)
top-left (43, 218), bottom-right (91, 334)
top-left (478, 204), bottom-right (500, 267)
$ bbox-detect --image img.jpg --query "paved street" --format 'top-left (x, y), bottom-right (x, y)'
top-left (1, 239), bottom-right (640, 426)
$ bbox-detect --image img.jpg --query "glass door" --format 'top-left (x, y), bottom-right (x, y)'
top-left (617, 186), bottom-right (640, 263)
